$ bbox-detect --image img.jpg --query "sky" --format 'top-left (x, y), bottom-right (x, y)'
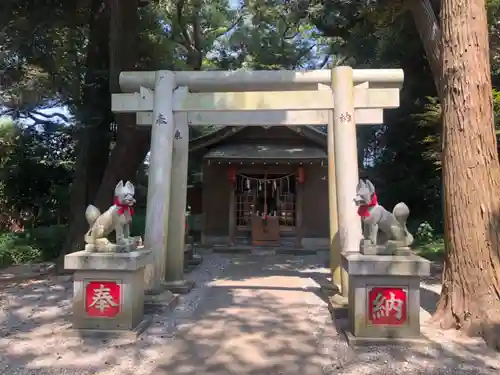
top-left (0, 106), bottom-right (73, 127)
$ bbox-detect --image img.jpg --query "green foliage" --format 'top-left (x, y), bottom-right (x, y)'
top-left (413, 97), bottom-right (442, 167)
top-left (416, 238), bottom-right (445, 261)
top-left (22, 225), bottom-right (68, 261)
top-left (216, 0), bottom-right (330, 70)
top-left (0, 120), bottom-right (74, 229)
top-left (0, 233), bottom-right (42, 267)
top-left (0, 225), bottom-right (67, 267)
top-left (413, 221), bottom-right (445, 261)
top-left (415, 89), bottom-right (500, 169)
top-left (415, 221), bottom-right (435, 244)
top-left (130, 212), bottom-right (146, 238)
top-left (1, 0), bottom-right (88, 114)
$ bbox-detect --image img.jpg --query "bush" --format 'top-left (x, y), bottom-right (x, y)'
top-left (413, 221), bottom-right (445, 261)
top-left (417, 238), bottom-right (444, 261)
top-left (24, 225), bottom-right (67, 261)
top-left (0, 225), bottom-right (67, 268)
top-left (0, 233), bottom-right (42, 267)
top-left (415, 221), bottom-right (435, 244)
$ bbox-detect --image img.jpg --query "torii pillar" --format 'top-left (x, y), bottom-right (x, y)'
top-left (331, 66), bottom-right (363, 296)
top-left (163, 88), bottom-right (194, 293)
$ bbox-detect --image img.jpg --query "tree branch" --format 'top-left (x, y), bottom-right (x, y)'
top-left (292, 43), bottom-right (316, 69)
top-left (192, 13), bottom-right (202, 53)
top-left (408, 0), bottom-right (442, 96)
top-left (30, 109), bottom-right (70, 123)
top-left (176, 0), bottom-right (194, 52)
top-left (212, 15), bottom-right (244, 39)
top-left (317, 54), bottom-right (331, 69)
top-left (190, 0), bottom-right (203, 70)
top-left (283, 31), bottom-right (300, 40)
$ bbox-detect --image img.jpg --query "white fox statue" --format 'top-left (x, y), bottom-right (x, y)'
top-left (354, 179), bottom-right (414, 248)
top-left (84, 180), bottom-right (136, 252)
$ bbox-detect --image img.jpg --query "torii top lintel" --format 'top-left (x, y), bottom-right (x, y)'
top-left (118, 69), bottom-right (404, 93)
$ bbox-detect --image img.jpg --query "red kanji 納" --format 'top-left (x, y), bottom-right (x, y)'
top-left (85, 281), bottom-right (121, 317)
top-left (367, 287), bottom-right (407, 325)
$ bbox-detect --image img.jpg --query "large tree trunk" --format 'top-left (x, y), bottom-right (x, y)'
top-left (58, 0), bottom-right (113, 268)
top-left (94, 124), bottom-right (151, 210)
top-left (434, 0), bottom-right (500, 349)
top-left (93, 0), bottom-right (151, 211)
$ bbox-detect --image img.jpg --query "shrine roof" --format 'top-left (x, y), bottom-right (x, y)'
top-left (203, 143), bottom-right (327, 160)
top-left (189, 125), bottom-right (326, 153)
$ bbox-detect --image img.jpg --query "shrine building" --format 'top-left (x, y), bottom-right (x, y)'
top-left (188, 125), bottom-right (329, 249)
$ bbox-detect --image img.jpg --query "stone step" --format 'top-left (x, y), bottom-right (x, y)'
top-left (211, 245), bottom-right (320, 255)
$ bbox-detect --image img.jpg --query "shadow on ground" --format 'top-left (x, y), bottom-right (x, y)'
top-left (1, 253), bottom-right (499, 375)
top-left (152, 254), bottom-right (348, 375)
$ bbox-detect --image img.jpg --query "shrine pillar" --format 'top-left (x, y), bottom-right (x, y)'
top-left (164, 93), bottom-right (194, 292)
top-left (228, 189), bottom-right (236, 246)
top-left (316, 83), bottom-right (341, 290)
top-left (143, 71), bottom-right (175, 293)
top-left (326, 109), bottom-right (340, 289)
top-left (332, 66), bottom-right (363, 297)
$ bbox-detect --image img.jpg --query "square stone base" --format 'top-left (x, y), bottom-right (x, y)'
top-left (163, 280), bottom-right (195, 294)
top-left (188, 253), bottom-right (203, 266)
top-left (63, 317), bottom-right (152, 339)
top-left (342, 252), bottom-right (430, 340)
top-left (344, 330), bottom-right (429, 346)
top-left (144, 288), bottom-right (180, 312)
top-left (64, 250), bottom-right (153, 333)
top-left (319, 286), bottom-right (349, 320)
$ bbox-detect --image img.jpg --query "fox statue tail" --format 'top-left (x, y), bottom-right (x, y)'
top-left (393, 202), bottom-right (414, 246)
top-left (84, 205), bottom-right (101, 244)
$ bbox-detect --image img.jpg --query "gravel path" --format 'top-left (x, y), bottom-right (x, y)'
top-left (1, 252), bottom-right (499, 375)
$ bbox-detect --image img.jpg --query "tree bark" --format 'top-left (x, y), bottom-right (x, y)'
top-left (435, 0), bottom-right (500, 349)
top-left (92, 0), bottom-right (151, 211)
top-left (408, 0), bottom-right (442, 96)
top-left (58, 0), bottom-right (113, 267)
top-left (94, 123), bottom-right (151, 210)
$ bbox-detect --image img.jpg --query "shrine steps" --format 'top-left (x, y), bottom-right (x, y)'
top-left (208, 245), bottom-right (325, 255)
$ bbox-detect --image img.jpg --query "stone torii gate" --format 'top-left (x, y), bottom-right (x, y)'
top-left (111, 67), bottom-right (404, 295)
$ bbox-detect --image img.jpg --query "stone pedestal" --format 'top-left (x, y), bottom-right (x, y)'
top-left (360, 240), bottom-right (412, 256)
top-left (84, 236), bottom-right (143, 253)
top-left (342, 252), bottom-right (430, 344)
top-left (64, 249), bottom-right (153, 337)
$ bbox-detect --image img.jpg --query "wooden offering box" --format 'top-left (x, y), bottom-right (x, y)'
top-left (251, 215), bottom-right (280, 246)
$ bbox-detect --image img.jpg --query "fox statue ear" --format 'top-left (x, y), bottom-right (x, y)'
top-left (115, 180), bottom-right (123, 195)
top-left (366, 179), bottom-right (376, 193)
top-left (356, 179), bottom-right (365, 191)
top-left (124, 181), bottom-right (135, 193)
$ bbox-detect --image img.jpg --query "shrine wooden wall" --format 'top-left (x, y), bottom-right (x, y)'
top-left (200, 162), bottom-right (329, 241)
top-left (197, 126), bottom-right (330, 245)
top-left (301, 163), bottom-right (329, 237)
top-left (202, 163), bottom-right (231, 236)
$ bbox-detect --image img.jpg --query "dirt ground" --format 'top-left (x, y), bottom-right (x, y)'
top-left (1, 252), bottom-right (499, 375)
